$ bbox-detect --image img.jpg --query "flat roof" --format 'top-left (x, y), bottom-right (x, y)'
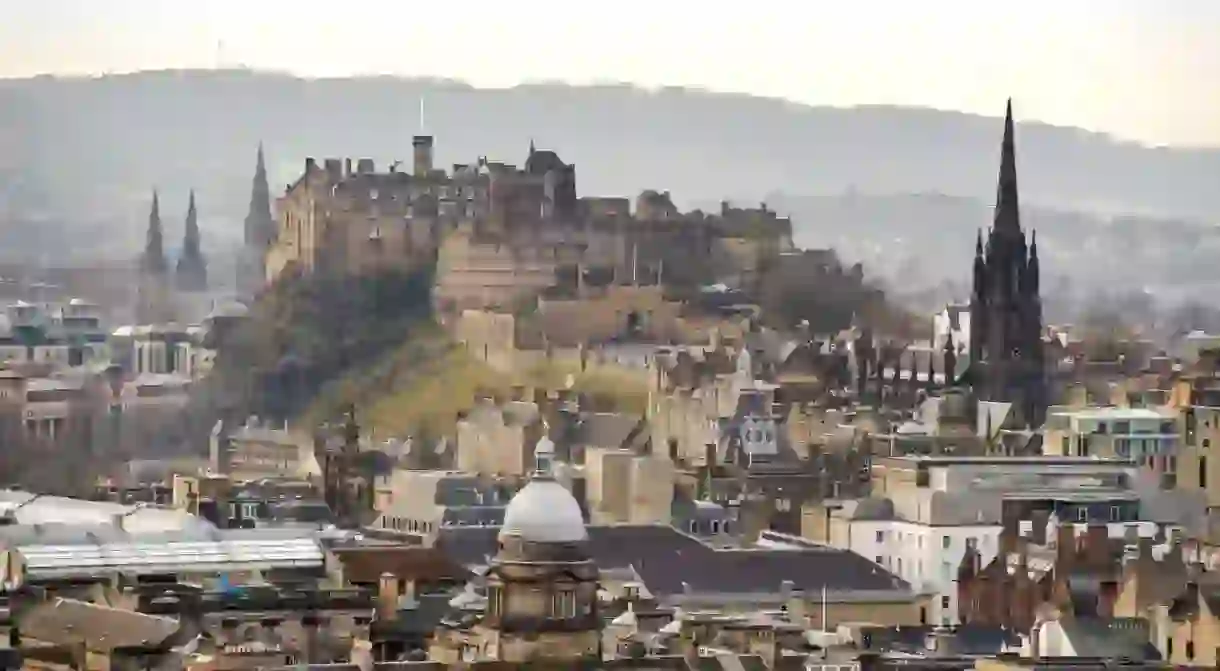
top-left (882, 456), bottom-right (1134, 466)
top-left (18, 538), bottom-right (324, 579)
top-left (1054, 407), bottom-right (1174, 421)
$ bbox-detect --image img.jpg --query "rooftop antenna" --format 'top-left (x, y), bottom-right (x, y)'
top-left (418, 96), bottom-right (426, 134)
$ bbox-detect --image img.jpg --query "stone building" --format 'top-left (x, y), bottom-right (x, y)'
top-left (429, 456), bottom-right (601, 663)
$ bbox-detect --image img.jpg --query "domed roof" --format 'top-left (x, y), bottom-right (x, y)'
top-left (499, 476), bottom-right (586, 543)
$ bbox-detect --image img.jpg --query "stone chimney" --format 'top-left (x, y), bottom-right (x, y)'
top-left (1084, 524), bottom-right (1110, 567)
top-left (377, 572), bottom-right (398, 621)
top-left (1056, 522), bottom-right (1076, 573)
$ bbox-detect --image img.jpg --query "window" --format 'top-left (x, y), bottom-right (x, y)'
top-left (1185, 640), bottom-right (1194, 660)
top-left (1202, 456), bottom-right (1209, 490)
top-left (876, 530), bottom-right (885, 543)
top-left (942, 535), bottom-right (951, 549)
top-left (875, 556), bottom-right (884, 565)
top-left (1110, 506), bottom-right (1121, 522)
top-left (941, 595), bottom-right (951, 608)
top-left (942, 562), bottom-right (952, 582)
top-left (1077, 507), bottom-right (1088, 522)
top-left (550, 589), bottom-right (577, 618)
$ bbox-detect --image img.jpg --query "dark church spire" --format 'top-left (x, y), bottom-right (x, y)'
top-left (176, 190), bottom-right (208, 292)
top-left (244, 143), bottom-right (275, 249)
top-left (141, 190), bottom-right (168, 276)
top-left (993, 99), bottom-right (1021, 235)
top-left (1026, 230), bottom-right (1040, 295)
top-left (966, 100), bottom-right (1047, 430)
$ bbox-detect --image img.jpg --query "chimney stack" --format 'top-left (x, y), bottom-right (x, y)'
top-left (377, 572), bottom-right (398, 621)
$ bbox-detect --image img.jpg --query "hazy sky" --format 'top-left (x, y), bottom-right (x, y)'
top-left (3, 0), bottom-right (1218, 146)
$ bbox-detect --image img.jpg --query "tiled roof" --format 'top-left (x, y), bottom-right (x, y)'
top-left (436, 524), bottom-right (909, 597)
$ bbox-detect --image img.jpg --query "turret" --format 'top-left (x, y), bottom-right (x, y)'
top-left (413, 136), bottom-right (434, 177)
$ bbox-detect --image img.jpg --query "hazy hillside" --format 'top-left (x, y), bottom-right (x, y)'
top-left (773, 192), bottom-right (1220, 312)
top-left (3, 69), bottom-right (1220, 266)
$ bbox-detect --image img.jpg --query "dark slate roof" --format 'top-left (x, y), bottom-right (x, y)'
top-left (436, 525), bottom-right (909, 596)
top-left (860, 625), bottom-right (1020, 657)
top-left (1057, 618), bottom-right (1161, 661)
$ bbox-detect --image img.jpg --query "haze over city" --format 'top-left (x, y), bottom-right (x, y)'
top-left (3, 0), bottom-right (1219, 146)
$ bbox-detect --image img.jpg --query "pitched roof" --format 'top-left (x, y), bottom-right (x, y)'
top-left (330, 546), bottom-right (467, 584)
top-left (18, 597), bottom-right (183, 651)
top-left (436, 525), bottom-right (909, 597)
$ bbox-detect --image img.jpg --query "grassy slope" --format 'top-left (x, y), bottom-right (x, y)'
top-left (306, 329), bottom-right (652, 440)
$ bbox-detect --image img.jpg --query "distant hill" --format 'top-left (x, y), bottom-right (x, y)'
top-left (3, 69), bottom-right (1220, 267)
top-left (771, 192), bottom-right (1220, 312)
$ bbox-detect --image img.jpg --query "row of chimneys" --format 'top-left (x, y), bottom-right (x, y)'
top-left (304, 135), bottom-right (435, 182)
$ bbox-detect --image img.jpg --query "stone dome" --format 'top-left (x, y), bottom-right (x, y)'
top-left (499, 476), bottom-right (587, 543)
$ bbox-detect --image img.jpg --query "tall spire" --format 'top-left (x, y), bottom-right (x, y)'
top-left (993, 99), bottom-right (1021, 234)
top-left (140, 190), bottom-right (168, 276)
top-left (176, 190), bottom-right (208, 292)
top-left (244, 143), bottom-right (275, 249)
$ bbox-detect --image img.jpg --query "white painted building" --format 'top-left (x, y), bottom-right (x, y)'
top-left (821, 455), bottom-right (1205, 626)
top-left (1044, 406), bottom-right (1179, 467)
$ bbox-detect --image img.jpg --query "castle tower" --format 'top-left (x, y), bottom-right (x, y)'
top-left (175, 189), bottom-right (208, 292)
top-left (966, 100), bottom-right (1046, 428)
top-left (412, 135), bottom-right (434, 177)
top-left (238, 143), bottom-right (276, 296)
top-left (136, 190), bottom-right (173, 323)
top-left (455, 447), bottom-right (599, 662)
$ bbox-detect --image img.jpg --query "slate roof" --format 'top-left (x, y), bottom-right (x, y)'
top-left (436, 525), bottom-right (910, 597)
top-left (859, 624), bottom-right (1020, 657)
top-left (18, 597), bottom-right (185, 651)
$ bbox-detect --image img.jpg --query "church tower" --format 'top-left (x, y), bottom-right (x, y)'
top-left (175, 189), bottom-right (208, 292)
top-left (136, 190), bottom-right (173, 323)
top-left (966, 100), bottom-right (1046, 428)
top-left (238, 143), bottom-right (276, 296)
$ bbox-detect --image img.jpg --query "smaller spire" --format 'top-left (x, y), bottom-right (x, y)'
top-left (140, 189), bottom-right (168, 276)
top-left (529, 138), bottom-right (536, 156)
top-left (975, 229), bottom-right (983, 255)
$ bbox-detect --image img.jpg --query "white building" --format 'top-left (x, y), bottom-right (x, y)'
top-left (1044, 406), bottom-right (1179, 469)
top-left (819, 455), bottom-right (1205, 626)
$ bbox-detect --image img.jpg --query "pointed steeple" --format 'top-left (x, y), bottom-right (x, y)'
top-left (183, 190), bottom-right (199, 250)
top-left (943, 331), bottom-right (958, 386)
top-left (176, 189), bottom-right (208, 292)
top-left (140, 190), bottom-right (168, 276)
top-left (528, 138), bottom-right (536, 156)
top-left (993, 99), bottom-right (1021, 234)
top-left (244, 143), bottom-right (275, 249)
top-left (1026, 230), bottom-right (1040, 295)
